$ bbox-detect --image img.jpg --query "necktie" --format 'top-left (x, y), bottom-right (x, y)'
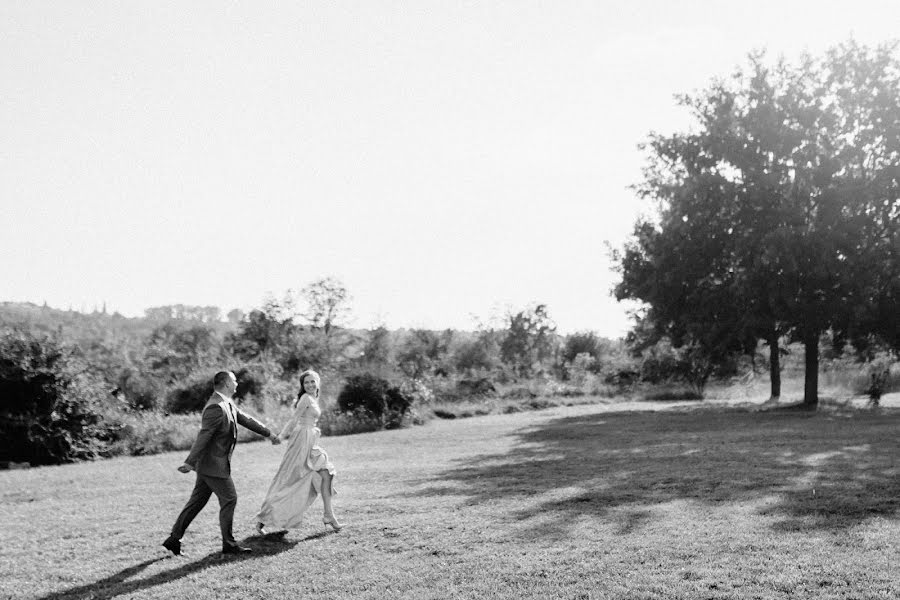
top-left (226, 401), bottom-right (237, 458)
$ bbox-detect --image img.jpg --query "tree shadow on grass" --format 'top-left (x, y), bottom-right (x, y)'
top-left (416, 406), bottom-right (900, 537)
top-left (36, 534), bottom-right (298, 600)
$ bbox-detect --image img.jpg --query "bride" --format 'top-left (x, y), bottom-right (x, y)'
top-left (256, 369), bottom-right (342, 533)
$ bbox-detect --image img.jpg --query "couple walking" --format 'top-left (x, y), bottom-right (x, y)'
top-left (162, 369), bottom-right (342, 556)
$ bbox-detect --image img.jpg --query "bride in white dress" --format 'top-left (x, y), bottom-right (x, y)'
top-left (256, 369), bottom-right (342, 533)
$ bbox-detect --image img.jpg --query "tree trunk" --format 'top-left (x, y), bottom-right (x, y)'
top-left (767, 329), bottom-right (781, 400)
top-left (803, 331), bottom-right (819, 407)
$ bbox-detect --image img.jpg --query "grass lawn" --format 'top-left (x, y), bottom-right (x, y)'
top-left (4, 396), bottom-right (900, 599)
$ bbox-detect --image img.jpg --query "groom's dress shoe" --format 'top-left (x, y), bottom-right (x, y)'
top-left (222, 544), bottom-right (252, 555)
top-left (162, 537), bottom-right (183, 556)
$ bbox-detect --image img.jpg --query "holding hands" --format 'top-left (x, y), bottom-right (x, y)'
top-left (270, 434), bottom-right (281, 445)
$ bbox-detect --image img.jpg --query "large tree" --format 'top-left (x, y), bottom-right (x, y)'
top-left (616, 41), bottom-right (900, 406)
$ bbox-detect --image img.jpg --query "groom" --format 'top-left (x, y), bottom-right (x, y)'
top-left (162, 370), bottom-right (280, 556)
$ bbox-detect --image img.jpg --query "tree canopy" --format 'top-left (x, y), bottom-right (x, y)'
top-left (615, 40), bottom-right (900, 406)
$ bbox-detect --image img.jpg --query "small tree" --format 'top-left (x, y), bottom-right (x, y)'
top-left (297, 278), bottom-right (354, 368)
top-left (453, 329), bottom-right (502, 374)
top-left (299, 277), bottom-right (352, 336)
top-left (627, 315), bottom-right (741, 397)
top-left (397, 329), bottom-right (454, 378)
top-left (561, 331), bottom-right (611, 375)
top-left (226, 294), bottom-right (299, 364)
top-left (500, 304), bottom-right (558, 377)
top-left (359, 326), bottom-right (395, 372)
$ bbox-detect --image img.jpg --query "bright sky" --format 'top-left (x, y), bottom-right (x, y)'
top-left (1, 1), bottom-right (897, 337)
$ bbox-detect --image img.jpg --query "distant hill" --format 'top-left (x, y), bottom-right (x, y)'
top-left (0, 301), bottom-right (235, 343)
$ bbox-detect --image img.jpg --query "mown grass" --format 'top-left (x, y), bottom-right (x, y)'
top-left (4, 394), bottom-right (900, 599)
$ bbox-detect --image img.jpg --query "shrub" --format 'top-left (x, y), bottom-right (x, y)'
top-left (642, 387), bottom-right (704, 401)
top-left (638, 339), bottom-right (737, 397)
top-left (101, 404), bottom-right (278, 457)
top-left (397, 329), bottom-right (454, 378)
top-left (233, 365), bottom-right (268, 401)
top-left (116, 368), bottom-right (166, 410)
top-left (497, 377), bottom-right (584, 400)
top-left (566, 353), bottom-right (597, 385)
top-left (336, 373), bottom-right (412, 429)
top-left (318, 406), bottom-right (385, 436)
top-left (852, 353), bottom-right (900, 405)
top-left (166, 372), bottom-right (214, 413)
top-left (561, 332), bottom-right (604, 370)
top-left (103, 410), bottom-right (198, 456)
top-left (399, 378), bottom-right (435, 405)
top-left (432, 408), bottom-right (457, 419)
top-left (604, 369), bottom-right (640, 386)
top-left (0, 330), bottom-right (116, 465)
top-left (455, 377), bottom-right (497, 398)
top-left (165, 364), bottom-right (277, 413)
top-left (453, 334), bottom-right (502, 373)
top-left (499, 385), bottom-right (538, 400)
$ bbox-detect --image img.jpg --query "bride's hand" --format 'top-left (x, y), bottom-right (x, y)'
top-left (270, 434), bottom-right (281, 445)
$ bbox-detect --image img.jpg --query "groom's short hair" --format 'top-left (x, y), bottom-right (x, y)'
top-left (213, 371), bottom-right (233, 388)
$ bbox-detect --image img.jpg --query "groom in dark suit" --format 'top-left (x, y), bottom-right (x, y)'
top-left (162, 370), bottom-right (281, 556)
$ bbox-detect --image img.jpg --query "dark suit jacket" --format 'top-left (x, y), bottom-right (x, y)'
top-left (184, 392), bottom-right (272, 478)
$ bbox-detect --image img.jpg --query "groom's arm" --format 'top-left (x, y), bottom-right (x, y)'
top-left (235, 407), bottom-right (276, 440)
top-left (183, 405), bottom-right (225, 469)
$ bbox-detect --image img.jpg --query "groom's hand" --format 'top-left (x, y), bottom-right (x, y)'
top-left (177, 463), bottom-right (193, 473)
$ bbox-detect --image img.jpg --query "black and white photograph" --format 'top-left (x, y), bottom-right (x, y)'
top-left (2, 1), bottom-right (899, 598)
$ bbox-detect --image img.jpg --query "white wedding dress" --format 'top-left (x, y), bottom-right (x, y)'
top-left (255, 394), bottom-right (336, 529)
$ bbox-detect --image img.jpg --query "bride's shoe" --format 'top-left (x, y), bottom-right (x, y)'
top-left (323, 515), bottom-right (343, 532)
top-left (256, 522), bottom-right (268, 535)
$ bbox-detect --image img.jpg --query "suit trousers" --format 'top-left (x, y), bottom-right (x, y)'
top-left (170, 473), bottom-right (238, 546)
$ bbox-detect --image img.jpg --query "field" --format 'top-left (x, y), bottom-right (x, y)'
top-left (4, 394), bottom-right (900, 600)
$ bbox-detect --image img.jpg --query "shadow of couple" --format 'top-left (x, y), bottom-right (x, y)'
top-left (36, 531), bottom-right (328, 600)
